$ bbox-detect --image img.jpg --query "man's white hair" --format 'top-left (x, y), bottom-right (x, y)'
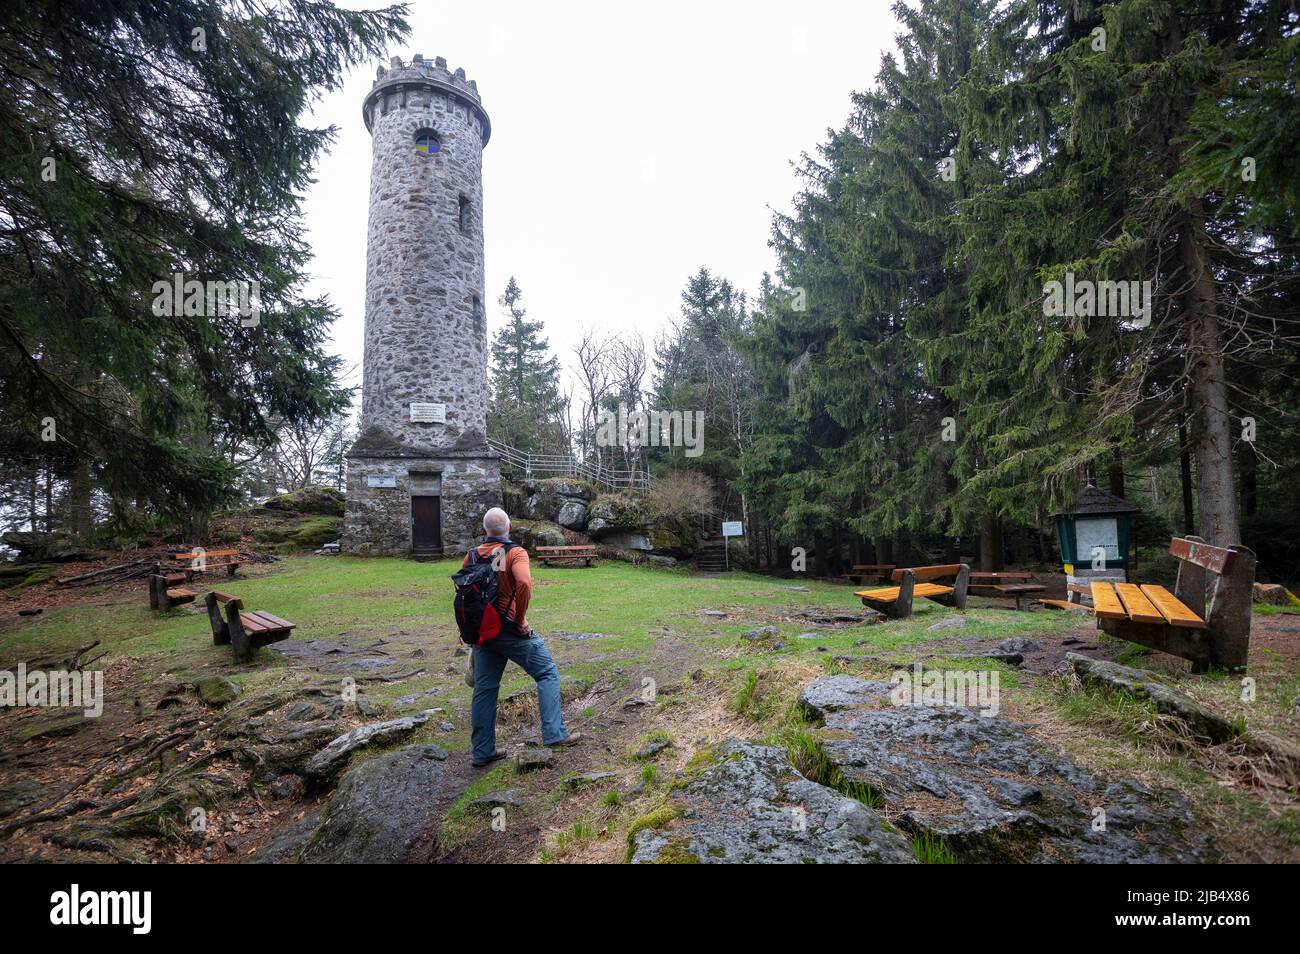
top-left (483, 507), bottom-right (510, 537)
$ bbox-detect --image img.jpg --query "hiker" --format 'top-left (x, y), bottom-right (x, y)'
top-left (460, 507), bottom-right (582, 767)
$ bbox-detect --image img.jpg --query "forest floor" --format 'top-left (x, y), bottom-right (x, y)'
top-left (0, 555), bottom-right (1297, 863)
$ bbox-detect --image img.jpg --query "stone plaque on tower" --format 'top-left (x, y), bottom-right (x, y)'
top-left (343, 54), bottom-right (501, 557)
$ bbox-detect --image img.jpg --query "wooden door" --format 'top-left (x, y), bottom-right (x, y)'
top-left (411, 496), bottom-right (442, 555)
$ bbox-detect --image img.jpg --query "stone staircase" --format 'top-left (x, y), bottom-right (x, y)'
top-left (695, 541), bottom-right (728, 573)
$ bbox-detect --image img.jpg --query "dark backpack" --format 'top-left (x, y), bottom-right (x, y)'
top-left (452, 542), bottom-right (519, 646)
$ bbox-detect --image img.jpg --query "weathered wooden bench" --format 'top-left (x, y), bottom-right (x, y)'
top-left (1090, 536), bottom-right (1256, 673)
top-left (537, 545), bottom-right (598, 567)
top-left (968, 572), bottom-right (1047, 611)
top-left (840, 564), bottom-right (896, 585)
top-left (165, 548), bottom-right (242, 580)
top-left (855, 563), bottom-right (971, 619)
top-left (149, 573), bottom-right (197, 611)
top-left (205, 591), bottom-right (296, 664)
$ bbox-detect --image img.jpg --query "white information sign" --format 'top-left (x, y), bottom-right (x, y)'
top-left (721, 521), bottom-right (744, 537)
top-left (410, 402), bottom-right (446, 424)
top-left (367, 475), bottom-right (397, 488)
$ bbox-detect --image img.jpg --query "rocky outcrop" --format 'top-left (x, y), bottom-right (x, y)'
top-left (262, 743), bottom-right (450, 863)
top-left (629, 740), bottom-right (916, 864)
top-left (0, 531), bottom-right (97, 563)
top-left (508, 519), bottom-right (567, 551)
top-left (304, 712), bottom-right (432, 781)
top-left (1062, 653), bottom-right (1237, 744)
top-left (802, 675), bottom-right (1212, 863)
top-left (798, 675), bottom-right (894, 719)
top-left (262, 485), bottom-right (345, 516)
top-left (509, 478), bottom-right (598, 531)
top-left (585, 492), bottom-right (650, 538)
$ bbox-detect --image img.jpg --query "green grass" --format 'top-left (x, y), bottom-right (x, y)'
top-left (912, 831), bottom-right (958, 864)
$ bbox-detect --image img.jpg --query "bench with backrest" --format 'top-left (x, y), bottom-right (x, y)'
top-left (536, 545), bottom-right (598, 567)
top-left (840, 564), bottom-right (896, 585)
top-left (1089, 536), bottom-right (1256, 673)
top-left (968, 572), bottom-right (1047, 611)
top-left (164, 548), bottom-right (242, 580)
top-left (855, 564), bottom-right (971, 619)
top-left (149, 572), bottom-right (197, 611)
top-left (205, 591), bottom-right (296, 664)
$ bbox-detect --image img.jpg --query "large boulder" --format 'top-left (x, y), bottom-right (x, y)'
top-left (805, 674), bottom-right (1212, 863)
top-left (285, 744), bottom-right (450, 863)
top-left (517, 478), bottom-right (596, 527)
top-left (0, 531), bottom-right (96, 563)
top-left (585, 493), bottom-right (651, 539)
top-left (262, 485), bottom-right (345, 516)
top-left (509, 519), bottom-right (567, 551)
top-left (629, 739), bottom-right (916, 864)
top-left (555, 498), bottom-right (589, 531)
top-left (646, 515), bottom-right (697, 557)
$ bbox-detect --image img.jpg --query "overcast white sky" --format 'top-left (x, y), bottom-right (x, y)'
top-left (301, 0), bottom-right (897, 404)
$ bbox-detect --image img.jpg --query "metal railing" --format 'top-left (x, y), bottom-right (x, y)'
top-left (487, 437), bottom-right (650, 492)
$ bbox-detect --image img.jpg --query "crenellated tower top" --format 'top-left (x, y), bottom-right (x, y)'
top-left (363, 55), bottom-right (491, 145)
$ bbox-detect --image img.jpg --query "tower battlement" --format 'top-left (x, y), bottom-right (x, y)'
top-left (363, 54), bottom-right (490, 143)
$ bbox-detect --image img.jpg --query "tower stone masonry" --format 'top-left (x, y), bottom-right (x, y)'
top-left (344, 54), bottom-right (500, 557)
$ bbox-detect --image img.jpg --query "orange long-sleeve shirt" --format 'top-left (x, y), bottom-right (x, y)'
top-left (461, 542), bottom-right (532, 632)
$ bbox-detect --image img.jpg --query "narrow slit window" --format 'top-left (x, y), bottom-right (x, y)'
top-left (458, 195), bottom-right (471, 232)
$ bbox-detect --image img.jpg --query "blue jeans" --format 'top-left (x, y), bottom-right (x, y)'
top-left (470, 633), bottom-right (568, 762)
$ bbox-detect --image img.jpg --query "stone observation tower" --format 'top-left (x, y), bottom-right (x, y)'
top-left (344, 54), bottom-right (500, 557)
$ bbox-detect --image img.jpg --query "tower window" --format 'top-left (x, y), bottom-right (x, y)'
top-left (458, 195), bottom-right (471, 232)
top-left (414, 130), bottom-right (440, 156)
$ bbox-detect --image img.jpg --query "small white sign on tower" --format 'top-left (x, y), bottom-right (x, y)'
top-left (409, 402), bottom-right (446, 424)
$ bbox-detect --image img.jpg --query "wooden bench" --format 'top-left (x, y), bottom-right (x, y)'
top-left (968, 572), bottom-right (1047, 611)
top-left (205, 591), bottom-right (296, 664)
top-left (855, 564), bottom-right (971, 619)
top-left (841, 564), bottom-right (896, 585)
top-left (148, 573), bottom-right (197, 611)
top-left (1090, 536), bottom-right (1256, 673)
top-left (164, 548), bottom-right (242, 580)
top-left (537, 545), bottom-right (598, 567)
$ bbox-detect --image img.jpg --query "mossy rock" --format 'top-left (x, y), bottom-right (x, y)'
top-left (0, 562), bottom-right (57, 590)
top-left (287, 516), bottom-right (342, 550)
top-left (647, 516), bottom-right (697, 556)
top-left (510, 519), bottom-right (567, 550)
top-left (586, 492), bottom-right (652, 538)
top-left (502, 480), bottom-right (529, 516)
top-left (263, 485), bottom-right (345, 516)
top-left (196, 676), bottom-right (241, 706)
top-left (532, 477), bottom-right (598, 500)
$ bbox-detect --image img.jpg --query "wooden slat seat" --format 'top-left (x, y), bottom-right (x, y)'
top-left (1089, 581), bottom-right (1128, 620)
top-left (1139, 584), bottom-right (1205, 629)
top-left (204, 592), bottom-right (295, 663)
top-left (1114, 583), bottom-right (1166, 626)
top-left (854, 564), bottom-right (970, 619)
top-left (166, 587), bottom-right (197, 600)
top-left (857, 582), bottom-right (953, 603)
top-left (1089, 537), bottom-right (1252, 672)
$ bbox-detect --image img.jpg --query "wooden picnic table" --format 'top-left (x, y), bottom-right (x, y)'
top-left (842, 564), bottom-right (896, 584)
top-left (162, 548), bottom-right (242, 579)
top-left (968, 572), bottom-right (1046, 610)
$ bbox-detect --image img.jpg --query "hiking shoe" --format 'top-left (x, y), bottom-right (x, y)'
top-left (545, 732), bottom-right (584, 749)
top-left (471, 751), bottom-right (506, 768)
